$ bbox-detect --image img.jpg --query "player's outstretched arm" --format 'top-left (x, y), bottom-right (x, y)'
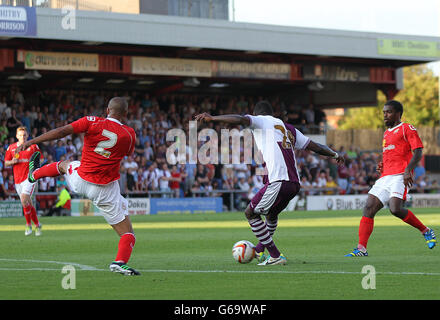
top-left (195, 113), bottom-right (250, 126)
top-left (15, 124), bottom-right (74, 154)
top-left (403, 147), bottom-right (423, 188)
top-left (377, 161), bottom-right (383, 174)
top-left (306, 140), bottom-right (345, 165)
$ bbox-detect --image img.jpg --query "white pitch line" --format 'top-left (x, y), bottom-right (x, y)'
top-left (0, 258), bottom-right (99, 270)
top-left (0, 268), bottom-right (72, 271)
top-left (0, 258), bottom-right (439, 276)
top-left (0, 268), bottom-right (439, 276)
top-left (134, 269), bottom-right (440, 276)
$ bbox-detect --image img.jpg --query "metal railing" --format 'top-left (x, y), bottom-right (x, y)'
top-left (124, 190), bottom-right (175, 198)
top-left (3, 185), bottom-right (440, 212)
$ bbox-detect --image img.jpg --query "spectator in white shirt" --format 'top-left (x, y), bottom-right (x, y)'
top-left (124, 156), bottom-right (139, 171)
top-left (316, 170), bottom-right (327, 188)
top-left (143, 163), bottom-right (159, 191)
top-left (157, 163), bottom-right (172, 197)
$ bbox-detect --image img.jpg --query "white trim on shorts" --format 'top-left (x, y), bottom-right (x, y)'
top-left (254, 181), bottom-right (282, 215)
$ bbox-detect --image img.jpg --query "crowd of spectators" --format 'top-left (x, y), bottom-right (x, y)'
top-left (0, 86), bottom-right (437, 209)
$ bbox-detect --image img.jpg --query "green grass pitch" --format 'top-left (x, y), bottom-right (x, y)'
top-left (0, 208), bottom-right (439, 300)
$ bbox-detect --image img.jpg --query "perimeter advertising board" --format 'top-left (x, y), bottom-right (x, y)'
top-left (70, 197), bottom-right (223, 215)
top-left (0, 200), bottom-right (22, 217)
top-left (307, 194), bottom-right (369, 211)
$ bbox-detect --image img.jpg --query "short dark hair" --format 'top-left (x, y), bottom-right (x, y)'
top-left (253, 101), bottom-right (273, 115)
top-left (385, 100), bottom-right (403, 117)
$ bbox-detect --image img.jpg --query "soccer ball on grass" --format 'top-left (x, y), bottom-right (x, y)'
top-left (232, 240), bottom-right (256, 264)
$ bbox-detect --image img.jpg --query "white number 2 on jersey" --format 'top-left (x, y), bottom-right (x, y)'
top-left (94, 129), bottom-right (117, 158)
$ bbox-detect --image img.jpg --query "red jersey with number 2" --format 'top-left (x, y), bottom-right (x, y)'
top-left (71, 116), bottom-right (136, 185)
top-left (381, 122), bottom-right (423, 177)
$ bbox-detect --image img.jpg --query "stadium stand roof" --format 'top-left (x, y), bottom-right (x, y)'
top-left (1, 7), bottom-right (438, 107)
top-left (33, 8), bottom-right (439, 64)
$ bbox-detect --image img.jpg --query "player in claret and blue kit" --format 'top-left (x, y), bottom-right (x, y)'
top-left (196, 101), bottom-right (345, 265)
top-left (16, 97), bottom-right (140, 275)
top-left (345, 100), bottom-right (436, 257)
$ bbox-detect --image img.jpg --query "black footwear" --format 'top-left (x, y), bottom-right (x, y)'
top-left (28, 151), bottom-right (41, 183)
top-left (109, 261), bottom-right (141, 276)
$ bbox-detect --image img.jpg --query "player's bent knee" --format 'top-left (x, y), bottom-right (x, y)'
top-left (111, 216), bottom-right (134, 236)
top-left (244, 206), bottom-right (258, 221)
top-left (388, 198), bottom-right (405, 218)
top-left (363, 206), bottom-right (377, 219)
top-left (389, 206), bottom-right (404, 218)
top-left (20, 194), bottom-right (32, 207)
top-left (266, 217), bottom-right (278, 225)
top-left (21, 199), bottom-right (32, 207)
top-left (363, 196), bottom-right (382, 218)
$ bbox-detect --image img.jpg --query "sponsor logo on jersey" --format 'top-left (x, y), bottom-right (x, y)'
top-left (383, 144), bottom-right (395, 152)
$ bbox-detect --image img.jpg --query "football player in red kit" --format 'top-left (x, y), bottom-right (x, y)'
top-left (4, 126), bottom-right (42, 236)
top-left (345, 100), bottom-right (436, 256)
top-left (16, 97), bottom-right (140, 275)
